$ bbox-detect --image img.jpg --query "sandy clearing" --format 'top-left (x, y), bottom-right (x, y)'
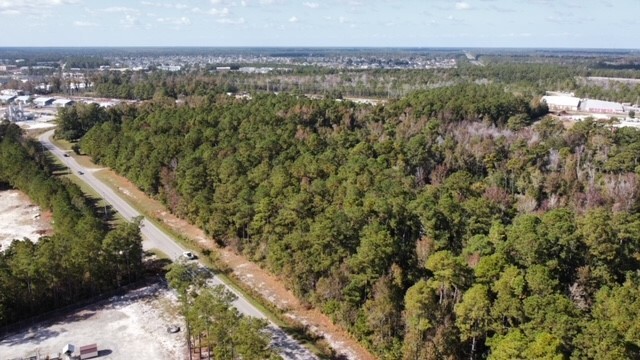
top-left (16, 121), bottom-right (57, 130)
top-left (0, 190), bottom-right (53, 251)
top-left (0, 283), bottom-right (187, 360)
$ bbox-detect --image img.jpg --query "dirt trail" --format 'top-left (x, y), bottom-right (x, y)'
top-left (96, 169), bottom-right (376, 360)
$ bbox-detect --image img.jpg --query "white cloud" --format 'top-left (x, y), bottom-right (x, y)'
top-left (209, 7), bottom-right (230, 16)
top-left (120, 14), bottom-right (140, 27)
top-left (157, 16), bottom-right (191, 25)
top-left (289, 15), bottom-right (298, 22)
top-left (141, 1), bottom-right (188, 10)
top-left (0, 0), bottom-right (80, 16)
top-left (209, 0), bottom-right (248, 7)
top-left (73, 20), bottom-right (97, 27)
top-left (259, 0), bottom-right (276, 4)
top-left (455, 2), bottom-right (471, 10)
top-left (501, 32), bottom-right (532, 38)
top-left (102, 6), bottom-right (139, 13)
top-left (303, 2), bottom-right (319, 8)
top-left (341, 0), bottom-right (362, 7)
top-left (210, 0), bottom-right (235, 5)
top-left (217, 17), bottom-right (244, 24)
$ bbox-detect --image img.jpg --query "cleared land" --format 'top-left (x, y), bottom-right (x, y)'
top-left (0, 190), bottom-right (53, 251)
top-left (0, 283), bottom-right (187, 360)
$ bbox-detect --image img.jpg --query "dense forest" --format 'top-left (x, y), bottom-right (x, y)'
top-left (63, 81), bottom-right (640, 359)
top-left (0, 122), bottom-right (144, 326)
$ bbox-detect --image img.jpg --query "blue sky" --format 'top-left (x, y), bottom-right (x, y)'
top-left (0, 0), bottom-right (637, 48)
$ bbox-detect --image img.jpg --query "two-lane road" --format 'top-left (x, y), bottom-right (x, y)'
top-left (39, 130), bottom-right (318, 360)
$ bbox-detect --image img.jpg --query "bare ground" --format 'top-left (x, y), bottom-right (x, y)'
top-left (94, 169), bottom-right (376, 360)
top-left (0, 190), bottom-right (54, 251)
top-left (0, 283), bottom-right (187, 360)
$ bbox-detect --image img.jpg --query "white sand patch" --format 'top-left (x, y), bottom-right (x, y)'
top-left (118, 187), bottom-right (133, 197)
top-left (0, 190), bottom-right (52, 251)
top-left (16, 121), bottom-right (57, 130)
top-left (0, 283), bottom-right (188, 360)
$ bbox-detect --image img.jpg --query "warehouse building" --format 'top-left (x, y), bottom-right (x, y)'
top-left (53, 98), bottom-right (75, 107)
top-left (33, 97), bottom-right (54, 107)
top-left (579, 99), bottom-right (625, 114)
top-left (0, 94), bottom-right (16, 104)
top-left (541, 95), bottom-right (581, 112)
top-left (14, 95), bottom-right (32, 105)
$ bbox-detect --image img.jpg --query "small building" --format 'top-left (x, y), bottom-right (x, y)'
top-left (53, 98), bottom-right (75, 107)
top-left (0, 64), bottom-right (17, 72)
top-left (34, 97), bottom-right (55, 107)
top-left (545, 91), bottom-right (575, 97)
top-left (541, 95), bottom-right (581, 112)
top-left (62, 343), bottom-right (75, 356)
top-left (79, 343), bottom-right (99, 359)
top-left (580, 99), bottom-right (625, 114)
top-left (0, 94), bottom-right (16, 104)
top-left (14, 95), bottom-right (32, 105)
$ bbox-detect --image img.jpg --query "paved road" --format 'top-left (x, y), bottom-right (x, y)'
top-left (39, 130), bottom-right (318, 360)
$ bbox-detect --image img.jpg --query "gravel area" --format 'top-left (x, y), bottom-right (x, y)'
top-left (0, 283), bottom-right (187, 360)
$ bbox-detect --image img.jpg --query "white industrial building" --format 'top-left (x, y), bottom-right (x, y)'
top-left (14, 95), bottom-right (32, 105)
top-left (580, 99), bottom-right (625, 114)
top-left (53, 98), bottom-right (75, 107)
top-left (0, 94), bottom-right (16, 104)
top-left (33, 97), bottom-right (54, 107)
top-left (542, 95), bottom-right (582, 112)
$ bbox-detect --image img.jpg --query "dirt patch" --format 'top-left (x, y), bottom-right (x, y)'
top-left (0, 190), bottom-right (54, 251)
top-left (94, 169), bottom-right (376, 360)
top-left (0, 283), bottom-right (187, 360)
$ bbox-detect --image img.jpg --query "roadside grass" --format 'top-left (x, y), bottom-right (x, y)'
top-left (46, 152), bottom-right (124, 226)
top-left (147, 248), bottom-right (171, 261)
top-left (92, 169), bottom-right (336, 359)
top-left (50, 137), bottom-right (103, 169)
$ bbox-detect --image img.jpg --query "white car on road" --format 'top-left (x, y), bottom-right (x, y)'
top-left (182, 251), bottom-right (196, 260)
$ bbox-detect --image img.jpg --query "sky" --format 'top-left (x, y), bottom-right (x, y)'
top-left (0, 0), bottom-right (638, 48)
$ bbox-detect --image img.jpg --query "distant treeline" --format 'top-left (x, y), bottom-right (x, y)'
top-left (64, 56), bottom-right (109, 70)
top-left (81, 61), bottom-right (640, 104)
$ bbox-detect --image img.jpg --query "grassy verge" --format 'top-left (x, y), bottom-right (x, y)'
top-left (46, 153), bottom-right (124, 226)
top-left (147, 248), bottom-right (171, 261)
top-left (91, 170), bottom-right (336, 359)
top-left (50, 137), bottom-right (103, 169)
